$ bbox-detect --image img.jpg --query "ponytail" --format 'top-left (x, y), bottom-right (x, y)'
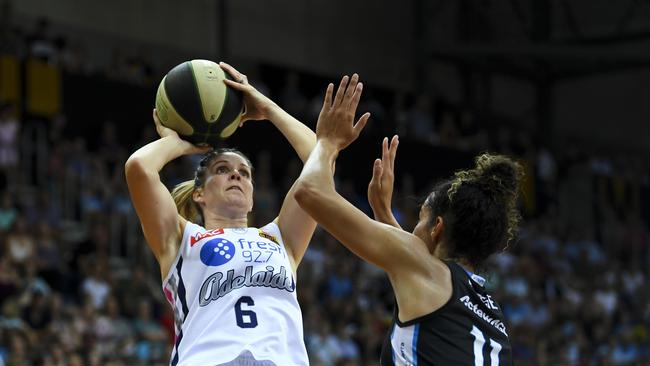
top-left (426, 153), bottom-right (523, 268)
top-left (172, 180), bottom-right (203, 224)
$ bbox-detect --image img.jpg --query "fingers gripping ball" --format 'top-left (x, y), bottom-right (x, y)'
top-left (155, 59), bottom-right (244, 146)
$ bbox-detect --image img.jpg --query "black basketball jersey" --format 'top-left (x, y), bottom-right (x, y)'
top-left (380, 261), bottom-right (512, 366)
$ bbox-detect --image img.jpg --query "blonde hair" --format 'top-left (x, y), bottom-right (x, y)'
top-left (172, 180), bottom-right (203, 224)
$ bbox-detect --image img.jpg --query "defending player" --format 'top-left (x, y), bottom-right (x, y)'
top-left (294, 77), bottom-right (519, 365)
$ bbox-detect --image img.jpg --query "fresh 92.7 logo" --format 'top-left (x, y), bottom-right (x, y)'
top-left (200, 238), bottom-right (236, 266)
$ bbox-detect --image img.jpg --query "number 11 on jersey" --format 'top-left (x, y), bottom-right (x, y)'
top-left (471, 326), bottom-right (502, 366)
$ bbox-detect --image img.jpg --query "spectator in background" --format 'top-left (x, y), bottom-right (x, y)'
top-left (117, 267), bottom-right (162, 318)
top-left (3, 331), bottom-right (29, 366)
top-left (536, 145), bottom-right (558, 215)
top-left (5, 216), bottom-right (34, 267)
top-left (125, 50), bottom-right (154, 86)
top-left (132, 299), bottom-right (168, 363)
top-left (34, 221), bottom-right (65, 291)
top-left (251, 150), bottom-right (279, 225)
top-left (357, 89), bottom-right (388, 135)
top-left (407, 93), bottom-right (438, 144)
top-left (0, 258), bottom-right (20, 305)
top-left (94, 296), bottom-right (134, 356)
top-left (0, 192), bottom-right (17, 232)
top-left (26, 17), bottom-right (57, 63)
top-left (437, 109), bottom-right (460, 147)
top-left (456, 108), bottom-right (489, 152)
top-left (59, 39), bottom-right (91, 74)
top-left (81, 260), bottom-right (111, 310)
top-left (280, 71), bottom-right (309, 120)
top-left (0, 103), bottom-right (19, 189)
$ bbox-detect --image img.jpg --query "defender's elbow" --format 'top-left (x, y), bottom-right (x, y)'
top-left (294, 180), bottom-right (320, 212)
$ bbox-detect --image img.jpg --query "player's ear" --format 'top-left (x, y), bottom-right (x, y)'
top-left (193, 188), bottom-right (204, 204)
top-left (430, 216), bottom-right (444, 244)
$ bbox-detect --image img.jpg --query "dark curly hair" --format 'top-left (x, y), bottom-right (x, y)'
top-left (424, 153), bottom-right (523, 268)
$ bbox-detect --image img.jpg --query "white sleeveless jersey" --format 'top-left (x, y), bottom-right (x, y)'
top-left (162, 221), bottom-right (308, 366)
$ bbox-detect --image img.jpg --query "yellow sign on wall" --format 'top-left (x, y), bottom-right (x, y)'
top-left (26, 58), bottom-right (61, 117)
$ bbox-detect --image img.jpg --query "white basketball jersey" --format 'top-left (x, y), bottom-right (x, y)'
top-left (162, 221), bottom-right (308, 366)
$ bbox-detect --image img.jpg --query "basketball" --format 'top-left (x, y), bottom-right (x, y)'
top-left (155, 59), bottom-right (244, 146)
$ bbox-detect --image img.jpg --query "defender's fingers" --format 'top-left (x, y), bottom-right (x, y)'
top-left (349, 82), bottom-right (364, 112)
top-left (389, 135), bottom-right (399, 170)
top-left (322, 83), bottom-right (334, 110)
top-left (382, 137), bottom-right (389, 165)
top-left (353, 112), bottom-right (371, 136)
top-left (333, 75), bottom-right (349, 107)
top-left (370, 159), bottom-right (383, 186)
top-left (344, 73), bottom-right (359, 104)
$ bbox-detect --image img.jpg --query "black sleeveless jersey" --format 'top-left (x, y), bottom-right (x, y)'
top-left (380, 261), bottom-right (512, 366)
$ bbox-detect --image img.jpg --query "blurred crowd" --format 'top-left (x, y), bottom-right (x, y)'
top-left (1, 13), bottom-right (650, 366)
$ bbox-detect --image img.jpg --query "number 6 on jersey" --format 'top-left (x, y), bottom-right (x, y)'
top-left (235, 296), bottom-right (258, 328)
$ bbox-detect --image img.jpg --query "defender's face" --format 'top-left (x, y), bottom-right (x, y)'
top-left (197, 152), bottom-right (254, 214)
top-left (412, 204), bottom-right (433, 244)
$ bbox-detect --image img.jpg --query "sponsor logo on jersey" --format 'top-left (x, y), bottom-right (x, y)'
top-left (200, 238), bottom-right (236, 266)
top-left (459, 295), bottom-right (508, 336)
top-left (478, 293), bottom-right (499, 310)
top-left (258, 229), bottom-right (279, 244)
top-left (199, 265), bottom-right (295, 307)
top-left (237, 238), bottom-right (285, 257)
top-left (190, 228), bottom-right (225, 247)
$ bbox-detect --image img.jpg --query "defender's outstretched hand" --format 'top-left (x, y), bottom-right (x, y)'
top-left (368, 135), bottom-right (401, 229)
top-left (316, 74), bottom-right (370, 152)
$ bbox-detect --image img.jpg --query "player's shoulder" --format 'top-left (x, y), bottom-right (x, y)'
top-left (258, 221), bottom-right (283, 241)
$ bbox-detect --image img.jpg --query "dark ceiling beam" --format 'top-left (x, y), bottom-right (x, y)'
top-left (429, 45), bottom-right (650, 81)
top-left (552, 30), bottom-right (650, 46)
top-left (429, 43), bottom-right (650, 62)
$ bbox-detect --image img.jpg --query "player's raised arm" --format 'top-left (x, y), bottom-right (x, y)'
top-left (293, 75), bottom-right (433, 274)
top-left (220, 62), bottom-right (318, 269)
top-left (124, 110), bottom-right (211, 278)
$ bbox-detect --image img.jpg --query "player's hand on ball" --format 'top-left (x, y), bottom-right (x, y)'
top-left (219, 62), bottom-right (278, 126)
top-left (316, 73), bottom-right (370, 151)
top-left (153, 109), bottom-right (212, 155)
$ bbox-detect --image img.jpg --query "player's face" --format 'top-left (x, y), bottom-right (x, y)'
top-left (412, 203), bottom-right (433, 245)
top-left (199, 152), bottom-right (254, 214)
